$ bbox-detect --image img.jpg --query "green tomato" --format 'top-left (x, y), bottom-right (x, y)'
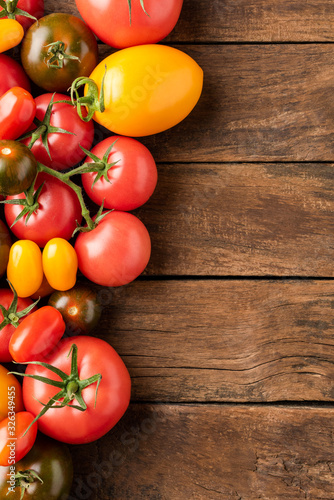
top-left (0, 140), bottom-right (37, 196)
top-left (48, 285), bottom-right (102, 335)
top-left (0, 434), bottom-right (73, 499)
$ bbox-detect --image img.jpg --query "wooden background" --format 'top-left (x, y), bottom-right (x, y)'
top-left (41, 0), bottom-right (334, 498)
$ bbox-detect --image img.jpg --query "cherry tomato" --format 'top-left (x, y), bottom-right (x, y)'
top-left (0, 364), bottom-right (24, 420)
top-left (0, 289), bottom-right (36, 362)
top-left (0, 220), bottom-right (11, 279)
top-left (5, 172), bottom-right (82, 247)
top-left (43, 238), bottom-right (78, 291)
top-left (82, 136), bottom-right (158, 211)
top-left (0, 140), bottom-right (37, 196)
top-left (0, 412), bottom-right (37, 466)
top-left (22, 336), bottom-right (131, 444)
top-left (0, 87), bottom-right (36, 141)
top-left (0, 0), bottom-right (44, 31)
top-left (21, 13), bottom-right (98, 92)
top-left (21, 93), bottom-right (94, 171)
top-left (80, 44), bottom-right (203, 137)
top-left (75, 211), bottom-right (151, 287)
top-left (0, 54), bottom-right (30, 97)
top-left (0, 19), bottom-right (24, 52)
top-left (7, 240), bottom-right (43, 297)
top-left (0, 434), bottom-right (73, 500)
top-left (48, 285), bottom-right (102, 335)
top-left (75, 0), bottom-right (183, 48)
top-left (9, 306), bottom-right (65, 362)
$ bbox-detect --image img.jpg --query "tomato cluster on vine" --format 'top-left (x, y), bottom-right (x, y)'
top-left (0, 0), bottom-right (203, 497)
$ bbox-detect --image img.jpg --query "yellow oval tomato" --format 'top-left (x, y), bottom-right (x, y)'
top-left (42, 238), bottom-right (78, 291)
top-left (0, 20), bottom-right (24, 53)
top-left (0, 364), bottom-right (24, 421)
top-left (7, 241), bottom-right (43, 298)
top-left (87, 44), bottom-right (203, 137)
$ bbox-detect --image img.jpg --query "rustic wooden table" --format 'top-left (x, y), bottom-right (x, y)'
top-left (44, 1), bottom-right (334, 498)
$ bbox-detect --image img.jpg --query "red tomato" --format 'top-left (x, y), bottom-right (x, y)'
top-left (0, 289), bottom-right (36, 362)
top-left (5, 172), bottom-right (82, 248)
top-left (0, 412), bottom-right (37, 466)
top-left (21, 93), bottom-right (94, 171)
top-left (22, 336), bottom-right (131, 444)
top-left (0, 87), bottom-right (36, 140)
top-left (9, 306), bottom-right (65, 362)
top-left (0, 0), bottom-right (44, 31)
top-left (75, 211), bottom-right (151, 287)
top-left (82, 136), bottom-right (158, 211)
top-left (0, 54), bottom-right (30, 97)
top-left (75, 0), bottom-right (183, 48)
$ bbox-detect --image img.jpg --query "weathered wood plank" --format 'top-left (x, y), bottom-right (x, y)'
top-left (95, 44), bottom-right (334, 162)
top-left (46, 0), bottom-right (334, 43)
top-left (69, 404), bottom-right (334, 499)
top-left (94, 280), bottom-right (334, 402)
top-left (137, 163), bottom-right (334, 277)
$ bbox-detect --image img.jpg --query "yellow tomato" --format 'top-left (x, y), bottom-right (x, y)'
top-left (42, 238), bottom-right (78, 291)
top-left (86, 44), bottom-right (203, 137)
top-left (7, 240), bottom-right (43, 298)
top-left (0, 364), bottom-right (24, 421)
top-left (0, 19), bottom-right (24, 53)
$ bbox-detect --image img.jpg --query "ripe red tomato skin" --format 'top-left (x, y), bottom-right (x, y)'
top-left (75, 211), bottom-right (151, 287)
top-left (0, 55), bottom-right (30, 97)
top-left (0, 0), bottom-right (44, 31)
top-left (0, 87), bottom-right (36, 140)
top-left (5, 172), bottom-right (82, 248)
top-left (0, 290), bottom-right (36, 362)
top-left (9, 306), bottom-right (65, 363)
top-left (75, 0), bottom-right (183, 48)
top-left (82, 136), bottom-right (158, 211)
top-left (21, 93), bottom-right (94, 171)
top-left (22, 336), bottom-right (131, 444)
top-left (0, 412), bottom-right (37, 466)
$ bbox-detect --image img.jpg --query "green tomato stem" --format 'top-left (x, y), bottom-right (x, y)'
top-left (37, 162), bottom-right (95, 231)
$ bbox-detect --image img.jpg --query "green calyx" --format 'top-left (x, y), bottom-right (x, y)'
top-left (44, 41), bottom-right (81, 69)
top-left (14, 90), bottom-right (118, 235)
top-left (127, 0), bottom-right (149, 24)
top-left (0, 175), bottom-right (45, 228)
top-left (14, 469), bottom-right (43, 500)
top-left (70, 71), bottom-right (106, 122)
top-left (80, 140), bottom-right (120, 189)
top-left (72, 199), bottom-right (112, 236)
top-left (10, 344), bottom-right (102, 436)
top-left (0, 281), bottom-right (39, 330)
top-left (0, 0), bottom-right (37, 22)
top-left (19, 93), bottom-right (75, 162)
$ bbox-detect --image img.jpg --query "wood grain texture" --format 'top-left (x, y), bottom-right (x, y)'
top-left (94, 280), bottom-right (334, 402)
top-left (95, 44), bottom-right (334, 162)
top-left (137, 163), bottom-right (334, 277)
top-left (69, 404), bottom-right (334, 499)
top-left (45, 0), bottom-right (334, 42)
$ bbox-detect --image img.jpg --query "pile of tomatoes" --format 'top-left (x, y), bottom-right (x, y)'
top-left (0, 0), bottom-right (203, 497)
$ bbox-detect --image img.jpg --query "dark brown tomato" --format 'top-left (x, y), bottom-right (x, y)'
top-left (48, 285), bottom-right (102, 335)
top-left (0, 434), bottom-right (73, 499)
top-left (0, 220), bottom-right (11, 278)
top-left (21, 13), bottom-right (98, 92)
top-left (0, 140), bottom-right (37, 196)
